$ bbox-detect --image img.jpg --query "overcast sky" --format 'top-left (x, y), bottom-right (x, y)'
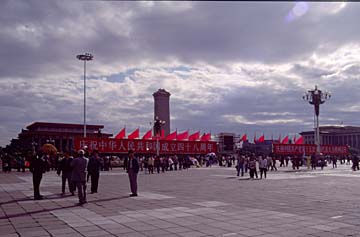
top-left (1, 1), bottom-right (360, 146)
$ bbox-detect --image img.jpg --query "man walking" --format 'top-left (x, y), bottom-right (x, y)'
top-left (127, 150), bottom-right (139, 197)
top-left (57, 152), bottom-right (74, 196)
top-left (87, 150), bottom-right (102, 194)
top-left (30, 152), bottom-right (47, 200)
top-left (71, 150), bottom-right (88, 205)
top-left (236, 155), bottom-right (245, 177)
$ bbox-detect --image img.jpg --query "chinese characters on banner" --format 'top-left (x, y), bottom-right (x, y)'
top-left (273, 144), bottom-right (349, 155)
top-left (74, 138), bottom-right (217, 154)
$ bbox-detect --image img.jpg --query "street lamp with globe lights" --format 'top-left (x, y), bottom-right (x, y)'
top-left (153, 116), bottom-right (165, 156)
top-left (76, 52), bottom-right (94, 138)
top-left (303, 85), bottom-right (331, 154)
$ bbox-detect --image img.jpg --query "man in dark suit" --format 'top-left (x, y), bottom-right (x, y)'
top-left (87, 150), bottom-right (102, 194)
top-left (71, 150), bottom-right (89, 205)
top-left (57, 152), bottom-right (74, 196)
top-left (127, 150), bottom-right (139, 197)
top-left (30, 152), bottom-right (46, 200)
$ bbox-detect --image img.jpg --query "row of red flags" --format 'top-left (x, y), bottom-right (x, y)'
top-left (239, 134), bottom-right (303, 144)
top-left (114, 128), bottom-right (211, 141)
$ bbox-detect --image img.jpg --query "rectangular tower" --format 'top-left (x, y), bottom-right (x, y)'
top-left (153, 89), bottom-right (171, 136)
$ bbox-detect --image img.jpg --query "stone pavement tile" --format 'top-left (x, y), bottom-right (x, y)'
top-left (99, 223), bottom-right (127, 230)
top-left (127, 224), bottom-right (159, 232)
top-left (106, 226), bottom-right (134, 234)
top-left (309, 224), bottom-right (340, 231)
top-left (80, 230), bottom-right (111, 237)
top-left (236, 229), bottom-right (266, 237)
top-left (255, 235), bottom-right (278, 237)
top-left (330, 227), bottom-right (360, 235)
top-left (114, 232), bottom-right (147, 237)
top-left (260, 226), bottom-right (283, 233)
top-left (109, 215), bottom-right (138, 224)
top-left (43, 224), bottom-right (69, 230)
top-left (310, 231), bottom-right (345, 237)
top-left (52, 233), bottom-right (84, 237)
top-left (0, 225), bottom-right (17, 233)
top-left (177, 231), bottom-right (208, 237)
top-left (274, 230), bottom-right (304, 237)
top-left (47, 228), bottom-right (78, 235)
top-left (208, 222), bottom-right (234, 229)
top-left (0, 234), bottom-right (19, 237)
top-left (196, 226), bottom-right (230, 235)
top-left (166, 226), bottom-right (194, 234)
top-left (16, 230), bottom-right (50, 237)
top-left (140, 229), bottom-right (174, 236)
top-left (76, 225), bottom-right (103, 232)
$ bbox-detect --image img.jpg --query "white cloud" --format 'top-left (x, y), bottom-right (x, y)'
top-left (1, 2), bottom-right (360, 146)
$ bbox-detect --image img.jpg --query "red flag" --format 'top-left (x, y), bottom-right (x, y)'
top-left (295, 136), bottom-right (303, 144)
top-left (281, 136), bottom-right (289, 144)
top-left (128, 128), bottom-right (139, 139)
top-left (142, 129), bottom-right (152, 140)
top-left (115, 128), bottom-right (125, 139)
top-left (253, 133), bottom-right (257, 143)
top-left (240, 134), bottom-right (247, 142)
top-left (200, 133), bottom-right (211, 141)
top-left (166, 130), bottom-right (177, 140)
top-left (189, 131), bottom-right (200, 141)
top-left (258, 134), bottom-right (265, 143)
top-left (293, 135), bottom-right (297, 143)
top-left (177, 130), bottom-right (189, 140)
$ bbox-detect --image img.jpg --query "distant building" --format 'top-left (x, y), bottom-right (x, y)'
top-left (216, 133), bottom-right (236, 155)
top-left (153, 89), bottom-right (171, 136)
top-left (241, 140), bottom-right (274, 155)
top-left (14, 122), bottom-right (112, 153)
top-left (300, 126), bottom-right (360, 150)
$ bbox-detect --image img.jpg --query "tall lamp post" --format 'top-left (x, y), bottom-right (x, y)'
top-left (303, 85), bottom-right (331, 154)
top-left (153, 116), bottom-right (165, 156)
top-left (76, 53), bottom-right (94, 138)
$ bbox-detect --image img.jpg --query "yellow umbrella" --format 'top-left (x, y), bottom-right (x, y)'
top-left (41, 143), bottom-right (57, 154)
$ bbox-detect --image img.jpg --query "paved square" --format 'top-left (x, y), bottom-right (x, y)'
top-left (1, 164), bottom-right (360, 236)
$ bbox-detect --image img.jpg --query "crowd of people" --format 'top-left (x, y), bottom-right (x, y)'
top-left (229, 153), bottom-right (360, 180)
top-left (1, 149), bottom-right (360, 203)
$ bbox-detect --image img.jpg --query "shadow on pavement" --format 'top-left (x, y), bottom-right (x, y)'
top-left (0, 195), bottom-right (130, 220)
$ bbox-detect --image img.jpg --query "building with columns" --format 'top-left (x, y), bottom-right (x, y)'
top-left (300, 126), bottom-right (360, 150)
top-left (153, 88), bottom-right (171, 136)
top-left (14, 122), bottom-right (112, 152)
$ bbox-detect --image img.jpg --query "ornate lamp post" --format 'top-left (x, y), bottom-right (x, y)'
top-left (76, 52), bottom-right (94, 138)
top-left (303, 85), bottom-right (331, 154)
top-left (153, 116), bottom-right (165, 156)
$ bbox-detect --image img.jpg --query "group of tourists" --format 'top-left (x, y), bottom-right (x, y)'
top-left (232, 153), bottom-right (360, 180)
top-left (128, 155), bottom-right (198, 174)
top-left (29, 149), bottom-right (103, 204)
top-left (234, 154), bottom-right (278, 179)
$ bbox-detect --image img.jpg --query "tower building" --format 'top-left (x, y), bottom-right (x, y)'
top-left (153, 89), bottom-right (171, 136)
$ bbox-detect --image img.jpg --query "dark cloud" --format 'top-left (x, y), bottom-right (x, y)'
top-left (1, 2), bottom-right (360, 146)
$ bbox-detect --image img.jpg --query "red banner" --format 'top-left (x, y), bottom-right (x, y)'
top-left (273, 144), bottom-right (349, 155)
top-left (74, 138), bottom-right (217, 154)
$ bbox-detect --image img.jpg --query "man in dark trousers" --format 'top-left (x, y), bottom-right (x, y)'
top-left (87, 150), bottom-right (102, 194)
top-left (30, 152), bottom-right (46, 200)
top-left (57, 152), bottom-right (74, 196)
top-left (71, 150), bottom-right (89, 205)
top-left (127, 150), bottom-right (139, 197)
